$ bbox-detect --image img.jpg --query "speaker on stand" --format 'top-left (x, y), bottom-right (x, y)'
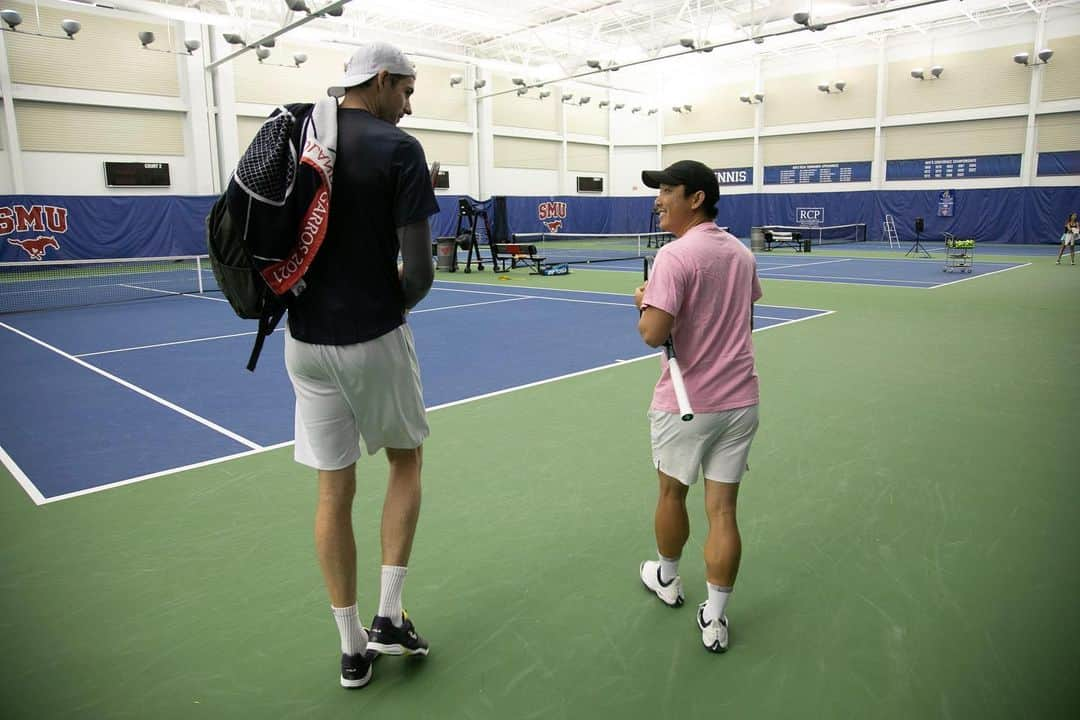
top-left (906, 216), bottom-right (931, 258)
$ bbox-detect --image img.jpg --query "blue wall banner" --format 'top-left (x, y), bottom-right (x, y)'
top-left (0, 195), bottom-right (216, 262)
top-left (763, 162), bottom-right (871, 185)
top-left (3, 186), bottom-right (1079, 263)
top-left (937, 190), bottom-right (955, 217)
top-left (714, 167), bottom-right (753, 186)
top-left (1036, 151), bottom-right (1080, 176)
top-left (886, 154), bottom-right (1021, 180)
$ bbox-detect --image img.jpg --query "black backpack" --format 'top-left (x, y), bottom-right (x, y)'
top-left (207, 100), bottom-right (337, 371)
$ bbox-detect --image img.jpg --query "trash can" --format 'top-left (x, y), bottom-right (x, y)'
top-left (435, 236), bottom-right (457, 271)
top-left (750, 227), bottom-right (765, 252)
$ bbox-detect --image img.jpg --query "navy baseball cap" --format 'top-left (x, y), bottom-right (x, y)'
top-left (641, 160), bottom-right (719, 210)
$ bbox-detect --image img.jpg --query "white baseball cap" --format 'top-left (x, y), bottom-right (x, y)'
top-left (327, 42), bottom-right (416, 98)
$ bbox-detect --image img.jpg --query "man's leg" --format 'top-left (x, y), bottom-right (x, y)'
top-left (702, 479), bottom-right (740, 620)
top-left (315, 464), bottom-right (371, 687)
top-left (655, 470), bottom-right (690, 561)
top-left (369, 446), bottom-right (428, 655)
top-left (316, 465), bottom-right (358, 608)
top-left (639, 469), bottom-right (690, 607)
top-left (1057, 243), bottom-right (1066, 263)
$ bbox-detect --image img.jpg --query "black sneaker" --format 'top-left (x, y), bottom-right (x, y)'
top-left (340, 648), bottom-right (376, 688)
top-left (368, 610), bottom-right (429, 656)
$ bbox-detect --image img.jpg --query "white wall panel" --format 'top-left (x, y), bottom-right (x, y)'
top-left (493, 136), bottom-right (560, 170)
top-left (20, 151), bottom-right (194, 194)
top-left (763, 67), bottom-right (877, 127)
top-left (5, 2), bottom-right (178, 96)
top-left (663, 139), bottom-right (753, 168)
top-left (886, 45), bottom-right (1031, 115)
top-left (567, 142), bottom-right (608, 173)
top-left (1040, 35), bottom-right (1080, 102)
top-left (761, 129), bottom-right (874, 165)
top-left (884, 117), bottom-right (1026, 159)
top-left (1035, 112), bottom-right (1080, 152)
top-left (16, 101), bottom-right (185, 155)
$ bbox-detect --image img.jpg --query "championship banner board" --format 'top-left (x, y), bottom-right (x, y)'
top-left (886, 154), bottom-right (1021, 181)
top-left (1036, 151), bottom-right (1080, 177)
top-left (763, 161), bottom-right (871, 185)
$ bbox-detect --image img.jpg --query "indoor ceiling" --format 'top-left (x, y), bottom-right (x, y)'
top-left (59, 0), bottom-right (1080, 81)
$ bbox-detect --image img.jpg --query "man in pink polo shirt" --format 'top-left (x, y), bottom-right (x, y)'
top-left (633, 159), bottom-right (762, 654)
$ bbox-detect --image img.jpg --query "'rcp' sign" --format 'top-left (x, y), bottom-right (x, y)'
top-left (797, 207), bottom-right (824, 226)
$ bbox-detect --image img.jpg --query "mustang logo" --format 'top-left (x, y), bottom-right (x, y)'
top-left (8, 236), bottom-right (60, 260)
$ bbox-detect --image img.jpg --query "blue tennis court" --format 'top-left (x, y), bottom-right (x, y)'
top-left (462, 250), bottom-right (1029, 287)
top-left (0, 281), bottom-right (828, 503)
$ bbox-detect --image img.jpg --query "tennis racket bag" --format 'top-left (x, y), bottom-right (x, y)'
top-left (207, 99), bottom-right (337, 371)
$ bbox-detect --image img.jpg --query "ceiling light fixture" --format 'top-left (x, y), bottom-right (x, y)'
top-left (449, 74), bottom-right (463, 87)
top-left (613, 103), bottom-right (625, 110)
top-left (911, 66), bottom-right (942, 81)
top-left (473, 79), bottom-right (487, 90)
top-left (740, 93), bottom-right (764, 104)
top-left (285, 0), bottom-right (311, 12)
top-left (793, 11), bottom-right (827, 32)
top-left (598, 100), bottom-right (609, 108)
top-left (1014, 49), bottom-right (1053, 66)
top-left (647, 108), bottom-right (658, 115)
top-left (538, 89), bottom-right (551, 99)
top-left (137, 31), bottom-right (201, 55)
top-left (0, 10), bottom-right (81, 40)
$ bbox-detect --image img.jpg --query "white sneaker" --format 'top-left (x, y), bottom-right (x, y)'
top-left (696, 602), bottom-right (729, 653)
top-left (639, 560), bottom-right (684, 607)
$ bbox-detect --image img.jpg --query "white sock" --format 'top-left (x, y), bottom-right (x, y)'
top-left (658, 553), bottom-right (680, 583)
top-left (705, 583), bottom-right (733, 623)
top-left (331, 604), bottom-right (368, 656)
top-left (378, 565), bottom-right (408, 627)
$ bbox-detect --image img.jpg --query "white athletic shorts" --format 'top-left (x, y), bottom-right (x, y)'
top-left (1064, 233), bottom-right (1077, 247)
top-left (649, 404), bottom-right (759, 486)
top-left (285, 325), bottom-right (429, 470)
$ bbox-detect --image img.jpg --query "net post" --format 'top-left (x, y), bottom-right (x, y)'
top-left (196, 256), bottom-right (205, 294)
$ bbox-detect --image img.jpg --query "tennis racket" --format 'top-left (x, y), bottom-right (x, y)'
top-left (430, 161), bottom-right (441, 189)
top-left (643, 257), bottom-right (694, 422)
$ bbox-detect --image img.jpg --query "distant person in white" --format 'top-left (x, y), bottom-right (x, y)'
top-left (1056, 212), bottom-right (1078, 265)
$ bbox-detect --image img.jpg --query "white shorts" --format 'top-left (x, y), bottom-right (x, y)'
top-left (649, 404), bottom-right (759, 486)
top-left (1064, 234), bottom-right (1076, 247)
top-left (285, 325), bottom-right (429, 470)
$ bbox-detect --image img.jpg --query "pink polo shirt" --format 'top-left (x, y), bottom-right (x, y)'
top-left (641, 222), bottom-right (762, 414)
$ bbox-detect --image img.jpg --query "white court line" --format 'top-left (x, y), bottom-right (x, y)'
top-left (0, 443), bottom-right (46, 505)
top-left (756, 258), bottom-right (854, 272)
top-left (0, 321), bottom-right (262, 454)
top-left (411, 296), bottom-right (531, 313)
top-left (76, 329), bottom-right (273, 358)
top-left (120, 283), bottom-right (229, 303)
top-left (34, 442), bottom-right (294, 506)
top-left (926, 261), bottom-right (1031, 289)
top-left (72, 297), bottom-right (532, 358)
top-left (759, 271), bottom-right (935, 287)
top-left (11, 293), bottom-right (835, 505)
top-left (433, 284), bottom-right (633, 308)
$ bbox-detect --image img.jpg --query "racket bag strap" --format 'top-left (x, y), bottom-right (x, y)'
top-left (247, 303), bottom-right (287, 372)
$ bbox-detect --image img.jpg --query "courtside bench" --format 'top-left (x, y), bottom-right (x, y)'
top-left (492, 243), bottom-right (546, 273)
top-left (763, 229), bottom-right (809, 252)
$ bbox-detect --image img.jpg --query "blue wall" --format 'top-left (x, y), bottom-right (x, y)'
top-left (2, 186), bottom-right (1077, 262)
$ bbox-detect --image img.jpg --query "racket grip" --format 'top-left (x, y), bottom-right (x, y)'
top-left (666, 353), bottom-right (694, 422)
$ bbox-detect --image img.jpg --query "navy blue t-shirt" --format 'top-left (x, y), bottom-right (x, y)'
top-left (287, 108), bottom-right (439, 345)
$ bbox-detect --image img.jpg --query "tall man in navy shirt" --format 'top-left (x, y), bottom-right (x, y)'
top-left (284, 41), bottom-right (439, 690)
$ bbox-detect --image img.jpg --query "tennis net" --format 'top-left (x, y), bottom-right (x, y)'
top-left (762, 223), bottom-right (868, 246)
top-left (0, 255), bottom-right (219, 314)
top-left (509, 232), bottom-right (674, 265)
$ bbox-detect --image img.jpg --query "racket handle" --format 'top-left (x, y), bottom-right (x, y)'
top-left (666, 351), bottom-right (694, 422)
